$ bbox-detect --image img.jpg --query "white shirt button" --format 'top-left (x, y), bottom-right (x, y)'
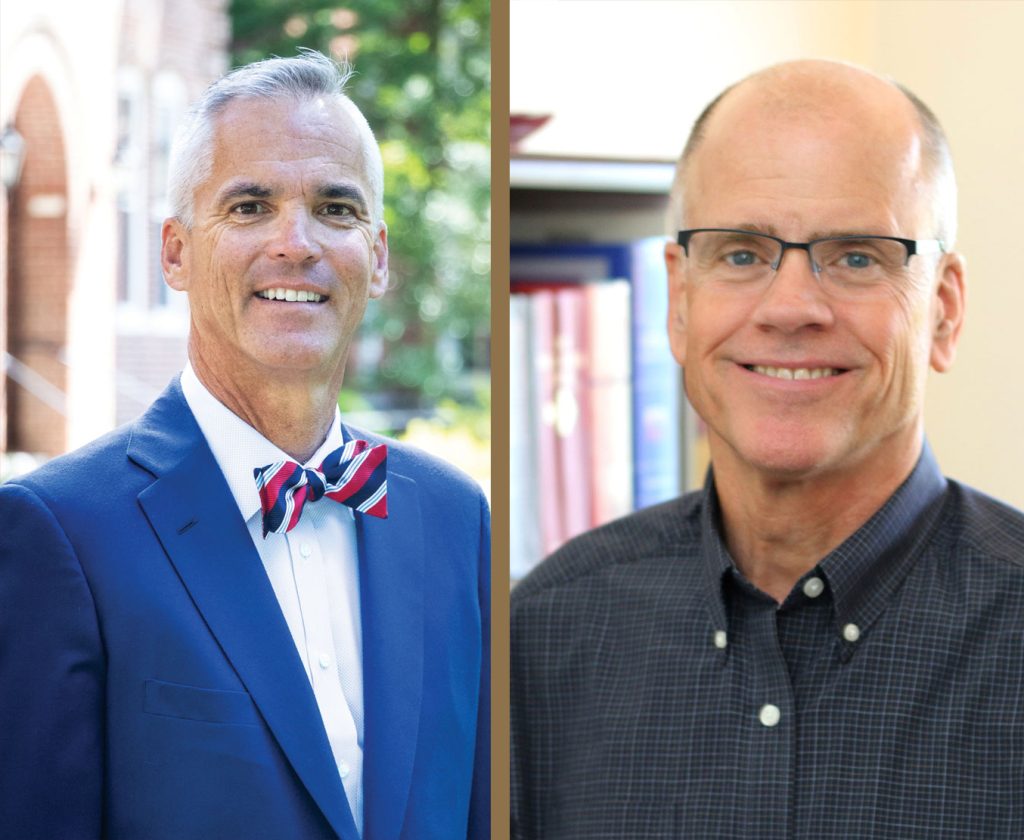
top-left (843, 623), bottom-right (861, 642)
top-left (339, 760), bottom-right (350, 779)
top-left (318, 653), bottom-right (331, 669)
top-left (759, 704), bottom-right (781, 727)
top-left (300, 542), bottom-right (312, 558)
top-left (713, 630), bottom-right (728, 649)
top-left (803, 576), bottom-right (825, 598)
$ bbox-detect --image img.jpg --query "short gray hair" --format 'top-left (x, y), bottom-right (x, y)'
top-left (667, 68), bottom-right (958, 247)
top-left (168, 50), bottom-right (384, 228)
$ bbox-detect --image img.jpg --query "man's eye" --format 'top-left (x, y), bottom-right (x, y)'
top-left (322, 203), bottom-right (355, 217)
top-left (725, 250), bottom-right (758, 267)
top-left (232, 202), bottom-right (265, 215)
top-left (840, 252), bottom-right (874, 269)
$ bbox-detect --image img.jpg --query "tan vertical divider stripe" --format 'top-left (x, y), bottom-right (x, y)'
top-left (490, 0), bottom-right (511, 837)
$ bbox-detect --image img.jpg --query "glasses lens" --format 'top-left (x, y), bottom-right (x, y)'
top-left (686, 231), bottom-right (780, 283)
top-left (811, 237), bottom-right (909, 288)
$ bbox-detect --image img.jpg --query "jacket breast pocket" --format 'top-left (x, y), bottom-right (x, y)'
top-left (143, 678), bottom-right (260, 726)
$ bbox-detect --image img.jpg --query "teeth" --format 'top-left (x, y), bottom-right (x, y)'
top-left (751, 365), bottom-right (839, 380)
top-left (257, 288), bottom-right (323, 303)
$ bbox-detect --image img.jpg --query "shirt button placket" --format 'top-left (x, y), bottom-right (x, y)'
top-left (745, 605), bottom-right (795, 838)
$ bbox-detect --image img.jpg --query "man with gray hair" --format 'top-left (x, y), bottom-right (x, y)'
top-left (512, 59), bottom-right (1024, 838)
top-left (0, 52), bottom-right (489, 840)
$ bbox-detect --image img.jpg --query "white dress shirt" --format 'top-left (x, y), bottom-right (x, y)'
top-left (180, 364), bottom-right (365, 834)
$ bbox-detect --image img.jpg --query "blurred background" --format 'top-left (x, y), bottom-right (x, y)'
top-left (511, 0), bottom-right (1024, 575)
top-left (0, 0), bottom-right (490, 497)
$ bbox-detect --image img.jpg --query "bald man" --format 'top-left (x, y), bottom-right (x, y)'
top-left (511, 61), bottom-right (1024, 839)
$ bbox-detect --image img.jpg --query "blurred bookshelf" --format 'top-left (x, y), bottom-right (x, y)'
top-left (510, 156), bottom-right (707, 580)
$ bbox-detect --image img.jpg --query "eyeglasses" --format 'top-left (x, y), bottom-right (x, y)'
top-left (676, 229), bottom-right (945, 297)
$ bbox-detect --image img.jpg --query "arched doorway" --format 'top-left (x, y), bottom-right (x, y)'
top-left (5, 75), bottom-right (69, 456)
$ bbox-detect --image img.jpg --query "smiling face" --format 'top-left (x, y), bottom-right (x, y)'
top-left (667, 67), bottom-right (964, 484)
top-left (162, 95), bottom-right (388, 395)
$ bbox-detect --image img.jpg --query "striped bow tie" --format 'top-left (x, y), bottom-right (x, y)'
top-left (253, 439), bottom-right (388, 538)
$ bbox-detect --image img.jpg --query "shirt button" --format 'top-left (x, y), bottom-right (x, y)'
top-left (803, 576), bottom-right (825, 598)
top-left (759, 704), bottom-right (781, 727)
top-left (318, 653), bottom-right (331, 669)
top-left (339, 760), bottom-right (350, 779)
top-left (300, 542), bottom-right (312, 558)
top-left (843, 623), bottom-right (861, 642)
top-left (713, 630), bottom-right (728, 649)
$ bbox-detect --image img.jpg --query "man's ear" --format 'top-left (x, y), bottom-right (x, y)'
top-left (369, 223), bottom-right (389, 299)
top-left (665, 240), bottom-right (689, 367)
top-left (161, 218), bottom-right (190, 292)
top-left (930, 251), bottom-right (966, 373)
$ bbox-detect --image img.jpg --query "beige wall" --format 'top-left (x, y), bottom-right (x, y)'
top-left (873, 1), bottom-right (1024, 509)
top-left (512, 0), bottom-right (1024, 508)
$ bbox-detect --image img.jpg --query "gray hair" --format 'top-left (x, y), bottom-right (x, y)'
top-left (168, 50), bottom-right (384, 228)
top-left (667, 68), bottom-right (958, 248)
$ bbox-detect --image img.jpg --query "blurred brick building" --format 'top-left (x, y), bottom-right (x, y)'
top-left (0, 0), bottom-right (229, 467)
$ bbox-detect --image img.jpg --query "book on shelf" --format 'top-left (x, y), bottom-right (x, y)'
top-left (629, 237), bottom-right (683, 509)
top-left (585, 280), bottom-right (633, 526)
top-left (510, 294), bottom-right (543, 580)
top-left (510, 238), bottom-right (685, 578)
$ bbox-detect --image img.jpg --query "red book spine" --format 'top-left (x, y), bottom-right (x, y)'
top-left (585, 281), bottom-right (633, 526)
top-left (553, 286), bottom-right (591, 546)
top-left (529, 290), bottom-right (564, 555)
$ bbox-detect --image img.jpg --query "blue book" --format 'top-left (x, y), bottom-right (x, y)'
top-left (629, 237), bottom-right (681, 509)
top-left (510, 242), bottom-right (633, 285)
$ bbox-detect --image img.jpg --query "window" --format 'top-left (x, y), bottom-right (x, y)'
top-left (150, 73), bottom-right (187, 312)
top-left (114, 68), bottom-right (146, 308)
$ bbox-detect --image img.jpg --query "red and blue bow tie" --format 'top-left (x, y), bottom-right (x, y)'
top-left (253, 439), bottom-right (388, 538)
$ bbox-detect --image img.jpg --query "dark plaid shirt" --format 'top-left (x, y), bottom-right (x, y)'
top-left (512, 445), bottom-right (1024, 839)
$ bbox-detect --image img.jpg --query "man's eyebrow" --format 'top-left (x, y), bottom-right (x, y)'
top-left (814, 229), bottom-right (896, 239)
top-left (216, 182), bottom-right (275, 205)
top-left (318, 183), bottom-right (368, 208)
top-left (734, 224), bottom-right (893, 241)
top-left (733, 223), bottom-right (781, 237)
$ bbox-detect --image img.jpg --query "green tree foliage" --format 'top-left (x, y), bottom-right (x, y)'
top-left (230, 0), bottom-right (490, 409)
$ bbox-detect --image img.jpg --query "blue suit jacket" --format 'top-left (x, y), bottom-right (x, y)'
top-left (0, 379), bottom-right (490, 839)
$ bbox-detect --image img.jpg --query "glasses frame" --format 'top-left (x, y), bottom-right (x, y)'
top-left (676, 228), bottom-right (945, 274)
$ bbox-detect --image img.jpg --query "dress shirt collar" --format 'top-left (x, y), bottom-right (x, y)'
top-left (180, 364), bottom-right (349, 524)
top-left (699, 442), bottom-right (949, 644)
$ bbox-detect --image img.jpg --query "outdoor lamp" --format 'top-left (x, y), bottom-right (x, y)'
top-left (0, 124), bottom-right (25, 191)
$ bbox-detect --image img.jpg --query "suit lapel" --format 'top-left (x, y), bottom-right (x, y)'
top-left (130, 382), bottom-right (359, 840)
top-left (358, 469), bottom-right (425, 840)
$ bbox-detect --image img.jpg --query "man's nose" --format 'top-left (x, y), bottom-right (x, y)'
top-left (267, 210), bottom-right (322, 262)
top-left (751, 247), bottom-right (836, 334)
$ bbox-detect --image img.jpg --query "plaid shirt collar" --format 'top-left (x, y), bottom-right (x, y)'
top-left (699, 442), bottom-right (949, 648)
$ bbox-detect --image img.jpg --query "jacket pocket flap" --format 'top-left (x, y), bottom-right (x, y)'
top-left (143, 679), bottom-right (260, 725)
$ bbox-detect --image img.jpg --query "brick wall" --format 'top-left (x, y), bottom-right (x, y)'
top-left (115, 333), bottom-right (188, 426)
top-left (156, 0), bottom-right (231, 83)
top-left (113, 0), bottom-right (227, 427)
top-left (5, 76), bottom-right (68, 456)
